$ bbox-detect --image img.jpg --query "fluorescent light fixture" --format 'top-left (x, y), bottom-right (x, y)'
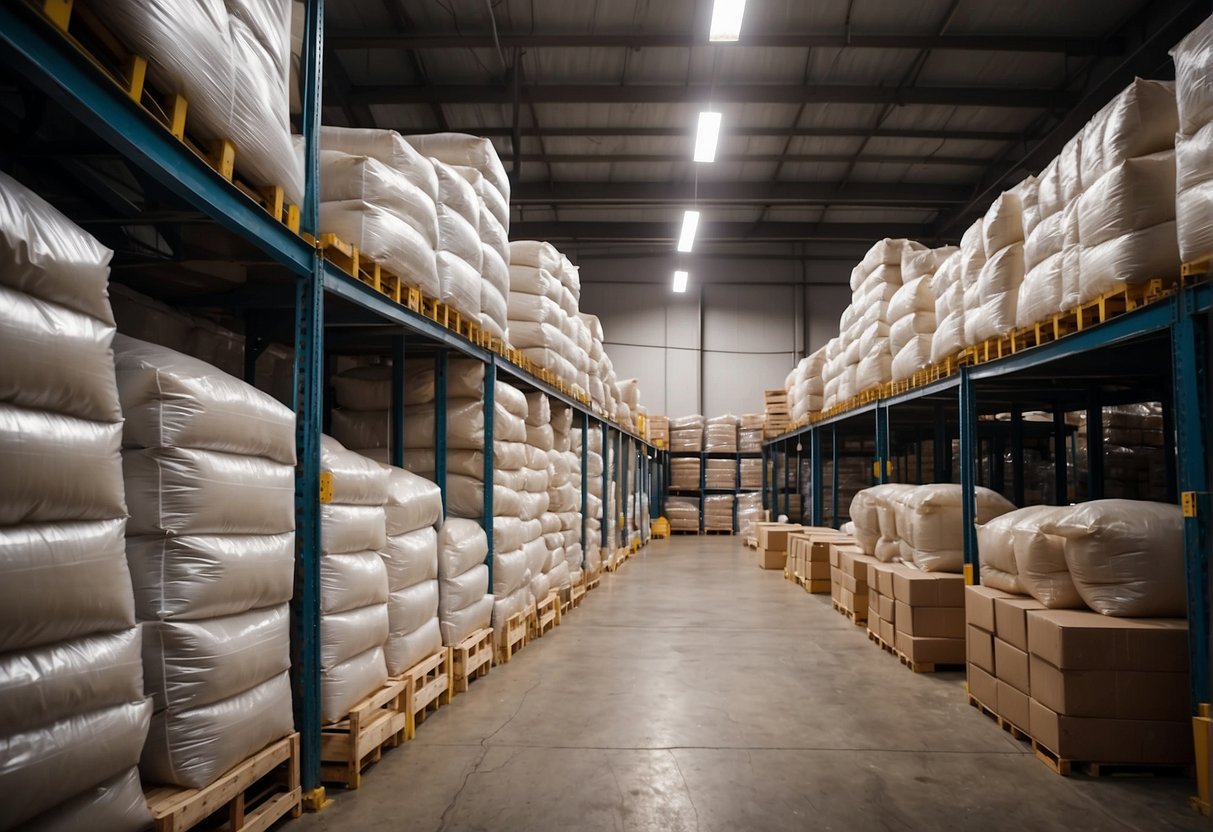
top-left (694, 111), bottom-right (721, 163)
top-left (709, 0), bottom-right (747, 41)
top-left (677, 210), bottom-right (700, 252)
top-left (673, 270), bottom-right (689, 293)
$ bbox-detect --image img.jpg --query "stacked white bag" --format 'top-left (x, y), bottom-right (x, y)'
top-left (489, 388), bottom-right (543, 638)
top-left (319, 436), bottom-right (391, 723)
top-left (786, 349), bottom-right (825, 421)
top-left (573, 423), bottom-right (605, 573)
top-left (330, 362), bottom-right (392, 462)
top-left (528, 393), bottom-right (573, 603)
top-left (1075, 80), bottom-right (1180, 304)
top-left (928, 249), bottom-right (965, 363)
top-left (438, 519), bottom-right (494, 645)
top-left (381, 467), bottom-right (445, 675)
top-left (0, 173), bottom-right (151, 830)
top-left (890, 246), bottom-right (956, 380)
top-left (851, 239), bottom-right (924, 394)
top-left (1174, 18), bottom-right (1213, 265)
top-left (117, 337), bottom-right (295, 788)
top-left (318, 126), bottom-right (440, 299)
top-left (96, 0), bottom-right (302, 204)
top-left (550, 403), bottom-right (585, 586)
top-left (969, 182), bottom-right (1030, 344)
top-left (429, 159), bottom-right (483, 322)
top-left (403, 133), bottom-right (512, 343)
top-left (580, 313), bottom-right (608, 409)
top-left (508, 241), bottom-right (590, 392)
top-left (1016, 136), bottom-right (1083, 326)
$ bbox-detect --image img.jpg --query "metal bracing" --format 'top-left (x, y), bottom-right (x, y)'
top-left (482, 360), bottom-right (496, 587)
top-left (512, 181), bottom-right (970, 206)
top-left (508, 220), bottom-right (936, 244)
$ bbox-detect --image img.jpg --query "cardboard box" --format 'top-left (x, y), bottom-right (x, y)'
top-left (805, 579), bottom-right (831, 594)
top-left (819, 538), bottom-right (853, 565)
top-left (1029, 699), bottom-right (1194, 764)
top-left (892, 568), bottom-right (964, 607)
top-left (1029, 655), bottom-right (1190, 721)
top-left (997, 680), bottom-right (1031, 730)
top-left (994, 637), bottom-right (1030, 694)
top-left (872, 563), bottom-right (898, 599)
top-left (839, 587), bottom-right (868, 616)
top-left (895, 601), bottom-right (965, 638)
top-left (839, 549), bottom-right (875, 580)
top-left (757, 548), bottom-right (786, 570)
top-left (879, 617), bottom-right (895, 646)
top-left (993, 596), bottom-right (1047, 651)
top-left (967, 624), bottom-right (995, 674)
top-left (829, 541), bottom-right (863, 568)
top-left (968, 664), bottom-right (998, 708)
top-left (757, 524), bottom-right (804, 552)
top-left (865, 561), bottom-right (879, 589)
top-left (834, 567), bottom-right (867, 595)
top-left (867, 596), bottom-right (879, 621)
top-left (878, 593), bottom-right (895, 622)
top-left (830, 577), bottom-right (842, 603)
top-left (895, 632), bottom-right (965, 665)
top-left (1026, 610), bottom-right (1188, 672)
top-left (803, 561), bottom-right (831, 580)
top-left (965, 585), bottom-right (1015, 633)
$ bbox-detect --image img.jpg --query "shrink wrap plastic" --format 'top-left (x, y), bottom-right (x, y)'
top-left (436, 204), bottom-right (482, 269)
top-left (0, 406), bottom-right (125, 526)
top-left (124, 447), bottom-right (295, 536)
top-left (141, 605), bottom-right (290, 712)
top-left (0, 627), bottom-right (142, 734)
top-left (439, 519), bottom-right (489, 578)
top-left (322, 551), bottom-right (390, 615)
top-left (127, 532), bottom-right (293, 621)
top-left (0, 170), bottom-right (114, 323)
top-left (384, 468), bottom-right (443, 535)
top-left (436, 250), bottom-right (482, 321)
top-left (328, 411), bottom-right (385, 457)
top-left (465, 169), bottom-right (510, 234)
top-left (387, 581), bottom-right (439, 636)
top-left (320, 503), bottom-right (387, 555)
top-left (321, 436), bottom-right (392, 504)
top-left (333, 364), bottom-right (392, 411)
top-left (94, 0), bottom-right (302, 203)
top-left (444, 476), bottom-right (522, 519)
top-left (1042, 500), bottom-right (1186, 616)
top-left (891, 336), bottom-right (933, 383)
top-left (439, 564), bottom-right (489, 615)
top-left (491, 547), bottom-right (530, 596)
top-left (1078, 221), bottom-right (1179, 302)
top-left (480, 206), bottom-right (510, 265)
top-left (381, 527), bottom-right (439, 590)
top-left (22, 767), bottom-right (150, 832)
top-left (385, 617), bottom-right (443, 676)
top-left (898, 485), bottom-right (1015, 572)
top-left (528, 573), bottom-right (551, 605)
top-left (403, 133), bottom-right (510, 208)
top-left (142, 671), bottom-right (293, 788)
top-left (1006, 505), bottom-right (1084, 608)
top-left (1173, 15), bottom-right (1213, 133)
top-left (510, 240), bottom-right (562, 273)
top-left (431, 158), bottom-right (479, 223)
top-left (0, 699), bottom-right (151, 830)
top-left (320, 606), bottom-right (388, 671)
top-left (509, 265), bottom-right (563, 300)
top-left (976, 511), bottom-right (1025, 594)
top-left (548, 559), bottom-right (571, 591)
top-left (402, 400), bottom-right (526, 449)
top-left (0, 285), bottom-right (121, 422)
top-left (322, 126), bottom-right (439, 199)
top-left (318, 150), bottom-right (438, 246)
top-left (492, 585), bottom-right (531, 631)
top-left (441, 595), bottom-right (494, 646)
top-left (321, 646), bottom-right (387, 724)
top-left (969, 243), bottom-right (1024, 342)
top-left (525, 391), bottom-right (552, 426)
top-left (1077, 151), bottom-right (1176, 248)
top-left (114, 335), bottom-right (296, 464)
top-left (318, 200), bottom-right (439, 296)
top-left (1080, 78), bottom-right (1177, 185)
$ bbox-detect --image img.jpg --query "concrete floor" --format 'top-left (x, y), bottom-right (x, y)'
top-left (297, 536), bottom-right (1205, 832)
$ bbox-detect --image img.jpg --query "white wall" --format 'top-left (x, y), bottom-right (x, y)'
top-left (577, 255), bottom-right (851, 419)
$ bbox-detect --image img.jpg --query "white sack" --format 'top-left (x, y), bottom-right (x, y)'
top-left (381, 527), bottom-right (439, 590)
top-left (1007, 505), bottom-right (1085, 609)
top-left (319, 200), bottom-right (439, 296)
top-left (318, 150), bottom-right (438, 246)
top-left (321, 503), bottom-right (387, 555)
top-left (321, 126), bottom-right (439, 199)
top-left (321, 646), bottom-right (388, 724)
top-left (321, 551), bottom-right (389, 614)
top-left (387, 580), bottom-right (439, 637)
top-left (384, 616), bottom-right (443, 676)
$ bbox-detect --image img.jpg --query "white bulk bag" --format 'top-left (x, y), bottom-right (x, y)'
top-left (888, 312), bottom-right (935, 355)
top-left (461, 167), bottom-right (509, 232)
top-left (384, 468), bottom-right (442, 535)
top-left (1008, 505), bottom-right (1084, 608)
top-left (431, 157), bottom-right (479, 222)
top-left (321, 504), bottom-right (388, 555)
top-left (1016, 250), bottom-right (1065, 329)
top-left (21, 766), bottom-right (150, 832)
top-left (510, 240), bottom-right (561, 272)
top-left (320, 605), bottom-right (389, 672)
top-left (384, 615), bottom-right (443, 676)
top-left (387, 579), bottom-right (440, 637)
top-left (436, 251), bottom-right (481, 321)
top-left (1077, 151), bottom-right (1176, 248)
top-left (970, 243), bottom-right (1024, 342)
top-left (900, 485), bottom-right (1016, 572)
top-left (982, 190), bottom-right (1025, 254)
top-left (322, 126), bottom-right (439, 199)
top-left (330, 408), bottom-right (387, 453)
top-left (438, 519), bottom-right (489, 578)
top-left (490, 547), bottom-right (530, 597)
top-left (318, 200), bottom-right (439, 297)
top-left (403, 133), bottom-right (510, 206)
top-left (509, 265), bottom-right (563, 300)
top-left (381, 527), bottom-right (439, 590)
top-left (438, 563), bottom-right (489, 615)
top-left (975, 511), bottom-right (1025, 594)
top-left (1024, 209), bottom-right (1064, 271)
top-left (333, 364), bottom-right (391, 411)
top-left (1080, 78), bottom-right (1177, 185)
top-left (441, 594), bottom-right (493, 646)
top-left (492, 585), bottom-right (531, 631)
top-left (321, 551), bottom-right (390, 615)
top-left (482, 245), bottom-right (510, 304)
top-left (891, 335), bottom-right (933, 382)
top-left (321, 645), bottom-right (388, 724)
top-left (317, 150), bottom-right (438, 246)
top-left (435, 205), bottom-right (483, 270)
top-left (1078, 221), bottom-right (1180, 303)
top-left (321, 435), bottom-right (392, 504)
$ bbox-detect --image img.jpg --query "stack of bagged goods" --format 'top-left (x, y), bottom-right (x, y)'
top-left (403, 133), bottom-right (512, 341)
top-left (705, 459), bottom-right (737, 489)
top-left (381, 467), bottom-right (445, 675)
top-left (665, 497), bottom-right (700, 533)
top-left (648, 415), bottom-right (670, 447)
top-left (97, 0), bottom-right (302, 206)
top-left (572, 424), bottom-right (605, 572)
top-left (0, 174), bottom-right (151, 829)
top-left (670, 415), bottom-right (705, 452)
top-left (318, 437), bottom-right (391, 723)
top-left (703, 495), bottom-right (735, 532)
top-left (1016, 136), bottom-right (1082, 327)
top-left (548, 403), bottom-right (584, 591)
top-left (929, 250), bottom-right (965, 364)
top-left (1075, 80), bottom-right (1179, 303)
top-left (854, 239), bottom-right (924, 393)
top-left (890, 246), bottom-right (955, 380)
top-left (738, 413), bottom-right (765, 452)
top-left (316, 126), bottom-right (440, 300)
top-left (520, 397), bottom-right (558, 609)
top-left (705, 414), bottom-right (739, 453)
top-left (437, 519), bottom-right (494, 646)
top-left (955, 219), bottom-right (988, 349)
top-left (617, 378), bottom-right (641, 434)
top-left (787, 350), bottom-right (825, 422)
top-left (1173, 19), bottom-right (1213, 266)
top-left (820, 336), bottom-right (843, 410)
top-left (740, 456), bottom-right (763, 489)
top-left (428, 159), bottom-right (483, 322)
top-left (117, 338), bottom-right (295, 788)
top-left (968, 183), bottom-right (1031, 345)
top-left (580, 313), bottom-right (607, 409)
top-left (508, 242), bottom-right (590, 393)
top-left (330, 361), bottom-right (391, 461)
top-left (736, 492), bottom-right (765, 539)
top-left (763, 388), bottom-right (789, 435)
top-left (670, 456), bottom-right (701, 491)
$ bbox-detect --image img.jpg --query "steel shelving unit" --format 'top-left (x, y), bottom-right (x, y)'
top-left (666, 450), bottom-right (762, 533)
top-left (0, 0), bottom-right (654, 807)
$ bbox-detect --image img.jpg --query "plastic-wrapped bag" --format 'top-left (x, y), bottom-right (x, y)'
top-left (899, 485), bottom-right (1016, 572)
top-left (1080, 78), bottom-right (1176, 185)
top-left (982, 191), bottom-right (1025, 254)
top-left (404, 133), bottom-right (510, 207)
top-left (1078, 221), bottom-right (1180, 303)
top-left (320, 645), bottom-right (388, 724)
top-left (319, 200), bottom-right (439, 297)
top-left (320, 605), bottom-right (388, 673)
top-left (1042, 499), bottom-right (1186, 616)
top-left (889, 311), bottom-right (935, 355)
top-left (970, 243), bottom-right (1024, 342)
top-left (321, 436), bottom-right (391, 504)
top-left (431, 158), bottom-right (479, 223)
top-left (480, 206), bottom-right (510, 265)
top-left (384, 467), bottom-right (442, 535)
top-left (318, 150), bottom-right (438, 246)
top-left (1024, 209), bottom-right (1064, 271)
top-left (321, 551), bottom-right (390, 617)
top-left (1077, 151), bottom-right (1175, 248)
top-left (381, 527), bottom-right (439, 590)
top-left (440, 594), bottom-right (493, 646)
top-left (438, 519), bottom-right (489, 579)
top-left (322, 126), bottom-right (439, 199)
top-left (490, 547), bottom-right (530, 596)
top-left (509, 240), bottom-right (562, 272)
top-left (482, 244), bottom-right (510, 299)
top-left (891, 335), bottom-right (933, 382)
top-left (439, 563), bottom-right (489, 616)
top-left (1007, 505), bottom-right (1084, 608)
top-left (975, 511), bottom-right (1024, 594)
top-left (436, 251), bottom-right (482, 321)
top-left (333, 364), bottom-right (391, 411)
top-left (1016, 251), bottom-right (1065, 329)
top-left (387, 580), bottom-right (439, 637)
top-left (459, 166), bottom-right (510, 233)
top-left (509, 265), bottom-right (564, 300)
top-left (22, 766), bottom-right (151, 832)
top-left (384, 615), bottom-right (442, 676)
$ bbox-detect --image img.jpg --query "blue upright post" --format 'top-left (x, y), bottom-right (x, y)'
top-left (810, 428), bottom-right (823, 526)
top-left (601, 421), bottom-right (609, 554)
top-left (580, 413), bottom-right (589, 566)
top-left (1086, 388), bottom-right (1104, 501)
top-left (830, 425), bottom-right (839, 528)
top-left (434, 350), bottom-right (449, 516)
top-left (482, 360), bottom-right (496, 586)
top-left (771, 444), bottom-right (780, 519)
top-left (1011, 409), bottom-right (1025, 507)
top-left (875, 403), bottom-right (890, 484)
top-left (390, 337), bottom-right (405, 468)
top-left (292, 0), bottom-right (324, 806)
top-left (959, 368), bottom-right (979, 585)
top-left (761, 443), bottom-right (769, 512)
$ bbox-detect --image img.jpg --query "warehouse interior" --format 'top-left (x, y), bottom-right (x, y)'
top-left (0, 0), bottom-right (1211, 830)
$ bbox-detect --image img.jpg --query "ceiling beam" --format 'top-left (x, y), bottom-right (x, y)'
top-left (508, 220), bottom-right (937, 243)
top-left (377, 125), bottom-right (1027, 142)
top-left (329, 31), bottom-right (1118, 55)
top-left (511, 181), bottom-right (969, 205)
top-left (500, 152), bottom-right (985, 166)
top-left (349, 83), bottom-right (1077, 109)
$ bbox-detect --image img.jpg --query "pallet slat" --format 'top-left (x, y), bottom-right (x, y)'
top-left (452, 627), bottom-right (493, 694)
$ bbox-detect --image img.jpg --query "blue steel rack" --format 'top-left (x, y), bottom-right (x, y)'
top-left (0, 0), bottom-right (654, 809)
top-left (763, 282), bottom-right (1213, 725)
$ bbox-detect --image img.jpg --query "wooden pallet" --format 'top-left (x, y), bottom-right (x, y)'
top-left (570, 576), bottom-right (588, 608)
top-left (669, 528), bottom-right (700, 535)
top-left (145, 733), bottom-right (301, 832)
top-left (867, 628), bottom-right (897, 657)
top-left (1031, 739), bottom-right (1193, 778)
top-left (397, 648), bottom-right (452, 740)
top-left (795, 575), bottom-right (831, 593)
top-left (317, 234), bottom-right (423, 311)
top-left (966, 694), bottom-right (1030, 742)
top-left (831, 599), bottom-right (867, 625)
top-left (320, 680), bottom-right (408, 790)
top-left (896, 651), bottom-right (963, 674)
top-left (535, 591), bottom-right (559, 638)
top-left (585, 574), bottom-right (602, 592)
top-left (495, 610), bottom-right (528, 665)
top-left (703, 528), bottom-right (734, 535)
top-left (451, 627), bottom-right (493, 694)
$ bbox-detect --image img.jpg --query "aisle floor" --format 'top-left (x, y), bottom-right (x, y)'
top-left (296, 536), bottom-right (1204, 831)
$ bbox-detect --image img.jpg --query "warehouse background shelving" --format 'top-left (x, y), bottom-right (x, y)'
top-left (662, 450), bottom-right (762, 533)
top-left (0, 0), bottom-right (656, 806)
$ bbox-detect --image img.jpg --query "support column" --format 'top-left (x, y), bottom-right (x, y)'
top-left (1086, 388), bottom-right (1104, 501)
top-left (959, 368), bottom-right (978, 585)
top-left (1052, 400), bottom-right (1068, 506)
top-left (1011, 408), bottom-right (1025, 507)
top-left (810, 428), bottom-right (823, 526)
top-left (482, 359), bottom-right (496, 587)
top-left (390, 336), bottom-right (405, 468)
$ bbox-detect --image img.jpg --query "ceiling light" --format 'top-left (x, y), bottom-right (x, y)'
top-left (677, 210), bottom-right (700, 252)
top-left (709, 0), bottom-right (747, 41)
top-left (694, 112), bottom-right (721, 163)
top-left (673, 270), bottom-right (689, 293)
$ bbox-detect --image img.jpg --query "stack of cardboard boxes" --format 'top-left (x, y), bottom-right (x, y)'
top-left (784, 528), bottom-right (853, 591)
top-left (830, 543), bottom-right (875, 620)
top-left (755, 522), bottom-right (802, 570)
top-left (966, 586), bottom-right (1193, 768)
top-left (892, 568), bottom-right (966, 669)
top-left (647, 415), bottom-right (669, 448)
top-left (764, 389), bottom-right (789, 437)
top-left (867, 563), bottom-right (898, 649)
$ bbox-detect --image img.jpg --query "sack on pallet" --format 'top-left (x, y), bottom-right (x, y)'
top-left (321, 435), bottom-right (392, 504)
top-left (320, 605), bottom-right (389, 674)
top-left (1041, 499), bottom-right (1186, 616)
top-left (21, 766), bottom-right (151, 832)
top-left (1077, 151), bottom-right (1176, 249)
top-left (0, 698), bottom-right (151, 830)
top-left (320, 645), bottom-right (388, 724)
top-left (1007, 505), bottom-right (1084, 608)
top-left (383, 469), bottom-right (442, 537)
top-left (322, 126), bottom-right (439, 200)
top-left (318, 200), bottom-right (439, 297)
top-left (381, 527), bottom-right (439, 591)
top-left (0, 519), bottom-right (133, 653)
top-left (443, 475), bottom-right (522, 519)
top-left (141, 605), bottom-right (290, 712)
top-left (480, 279), bottom-right (508, 332)
top-left (321, 503), bottom-right (388, 556)
top-left (387, 579), bottom-right (440, 637)
top-left (510, 240), bottom-right (562, 272)
top-left (492, 584), bottom-right (531, 632)
top-left (976, 511), bottom-right (1025, 593)
top-left (1077, 221), bottom-right (1179, 303)
top-left (0, 406), bottom-right (125, 526)
top-left (404, 133), bottom-right (510, 207)
top-left (982, 191), bottom-right (1025, 254)
top-left (462, 167), bottom-right (509, 233)
top-left (436, 251), bottom-right (482, 321)
top-left (1081, 78), bottom-right (1177, 186)
top-left (899, 485), bottom-right (1016, 572)
top-left (438, 519), bottom-right (489, 578)
top-left (0, 285), bottom-right (120, 422)
top-left (322, 551), bottom-right (390, 616)
top-left (891, 335), bottom-right (933, 382)
top-left (1016, 250), bottom-right (1064, 328)
top-left (385, 615), bottom-right (443, 676)
top-left (317, 150), bottom-right (438, 246)
top-left (439, 594), bottom-right (493, 646)
top-left (969, 243), bottom-right (1024, 342)
top-left (431, 157), bottom-right (479, 223)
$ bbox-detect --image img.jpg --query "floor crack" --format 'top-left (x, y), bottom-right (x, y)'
top-left (668, 748), bottom-right (702, 832)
